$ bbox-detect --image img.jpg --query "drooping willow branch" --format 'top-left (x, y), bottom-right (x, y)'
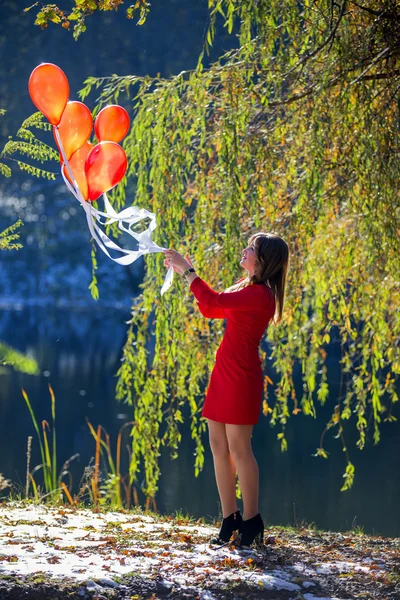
top-left (77, 0), bottom-right (400, 500)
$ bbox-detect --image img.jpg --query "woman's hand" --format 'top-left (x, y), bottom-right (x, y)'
top-left (162, 249), bottom-right (193, 275)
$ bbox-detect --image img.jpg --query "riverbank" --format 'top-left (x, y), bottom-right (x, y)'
top-left (0, 502), bottom-right (399, 599)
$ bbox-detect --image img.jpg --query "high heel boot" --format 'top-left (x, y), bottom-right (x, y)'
top-left (210, 509), bottom-right (243, 544)
top-left (237, 513), bottom-right (264, 548)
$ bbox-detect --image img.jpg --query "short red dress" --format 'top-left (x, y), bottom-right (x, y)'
top-left (190, 276), bottom-right (276, 425)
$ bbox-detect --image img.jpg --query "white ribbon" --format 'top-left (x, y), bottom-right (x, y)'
top-left (54, 127), bottom-right (174, 296)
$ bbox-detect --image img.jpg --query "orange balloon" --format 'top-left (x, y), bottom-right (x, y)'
top-left (62, 141), bottom-right (93, 201)
top-left (54, 101), bottom-right (93, 160)
top-left (28, 63), bottom-right (69, 126)
top-left (85, 142), bottom-right (128, 202)
top-left (94, 105), bottom-right (130, 143)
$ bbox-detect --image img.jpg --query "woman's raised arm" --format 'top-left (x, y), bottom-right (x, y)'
top-left (190, 277), bottom-right (273, 311)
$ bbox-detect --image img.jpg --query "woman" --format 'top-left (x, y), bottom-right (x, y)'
top-left (163, 232), bottom-right (289, 548)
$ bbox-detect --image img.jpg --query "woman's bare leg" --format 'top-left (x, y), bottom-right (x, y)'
top-left (225, 424), bottom-right (259, 520)
top-left (207, 419), bottom-right (239, 518)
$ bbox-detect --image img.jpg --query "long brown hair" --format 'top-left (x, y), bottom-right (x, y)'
top-left (227, 232), bottom-right (289, 324)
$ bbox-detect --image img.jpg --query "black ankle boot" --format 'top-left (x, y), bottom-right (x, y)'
top-left (237, 513), bottom-right (264, 548)
top-left (211, 510), bottom-right (243, 544)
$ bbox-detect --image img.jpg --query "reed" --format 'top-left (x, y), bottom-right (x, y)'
top-left (22, 385), bottom-right (77, 501)
top-left (49, 384), bottom-right (57, 491)
top-left (61, 482), bottom-right (74, 505)
top-left (21, 385), bottom-right (153, 510)
top-left (86, 419), bottom-right (143, 509)
top-left (22, 387), bottom-right (52, 495)
top-left (25, 436), bottom-right (32, 499)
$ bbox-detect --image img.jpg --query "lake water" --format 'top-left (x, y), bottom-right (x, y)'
top-left (1, 305), bottom-right (399, 538)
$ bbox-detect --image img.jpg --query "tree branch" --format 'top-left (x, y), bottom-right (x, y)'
top-left (349, 1), bottom-right (400, 20)
top-left (361, 68), bottom-right (400, 81)
top-left (349, 46), bottom-right (390, 85)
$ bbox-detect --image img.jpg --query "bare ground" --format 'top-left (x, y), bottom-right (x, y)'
top-left (0, 503), bottom-right (399, 600)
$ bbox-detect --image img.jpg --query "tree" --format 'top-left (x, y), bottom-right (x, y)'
top-left (19, 0), bottom-right (400, 500)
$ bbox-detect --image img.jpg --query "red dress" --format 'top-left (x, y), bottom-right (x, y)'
top-left (190, 276), bottom-right (275, 425)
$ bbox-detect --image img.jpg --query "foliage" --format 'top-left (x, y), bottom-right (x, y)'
top-left (25, 0), bottom-right (151, 40)
top-left (0, 109), bottom-right (12, 178)
top-left (76, 0), bottom-right (400, 498)
top-left (0, 110), bottom-right (55, 231)
top-left (0, 111), bottom-right (58, 181)
top-left (89, 241), bottom-right (100, 300)
top-left (0, 220), bottom-right (23, 252)
top-left (0, 343), bottom-right (39, 375)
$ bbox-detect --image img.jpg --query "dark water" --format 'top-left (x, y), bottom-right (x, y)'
top-left (1, 306), bottom-right (399, 538)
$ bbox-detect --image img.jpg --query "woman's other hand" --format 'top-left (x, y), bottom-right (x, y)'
top-left (162, 249), bottom-right (192, 275)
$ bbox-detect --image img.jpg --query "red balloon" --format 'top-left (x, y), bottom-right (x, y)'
top-left (54, 101), bottom-right (93, 160)
top-left (62, 141), bottom-right (93, 201)
top-left (94, 105), bottom-right (130, 143)
top-left (28, 63), bottom-right (69, 126)
top-left (85, 142), bottom-right (128, 202)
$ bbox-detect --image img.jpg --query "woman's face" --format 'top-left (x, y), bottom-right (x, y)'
top-left (240, 241), bottom-right (257, 274)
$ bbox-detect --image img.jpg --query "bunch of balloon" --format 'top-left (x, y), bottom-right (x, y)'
top-left (28, 63), bottom-right (174, 295)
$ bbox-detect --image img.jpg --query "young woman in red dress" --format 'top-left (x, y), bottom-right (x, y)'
top-left (163, 232), bottom-right (289, 548)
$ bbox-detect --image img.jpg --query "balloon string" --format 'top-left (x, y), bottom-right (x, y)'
top-left (54, 127), bottom-right (174, 295)
top-left (54, 127), bottom-right (81, 199)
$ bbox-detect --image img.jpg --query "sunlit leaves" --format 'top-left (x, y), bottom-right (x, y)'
top-left (0, 342), bottom-right (39, 375)
top-left (0, 163), bottom-right (11, 178)
top-left (89, 242), bottom-right (100, 300)
top-left (0, 220), bottom-right (23, 251)
top-left (0, 112), bottom-right (57, 180)
top-left (25, 0), bottom-right (151, 39)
